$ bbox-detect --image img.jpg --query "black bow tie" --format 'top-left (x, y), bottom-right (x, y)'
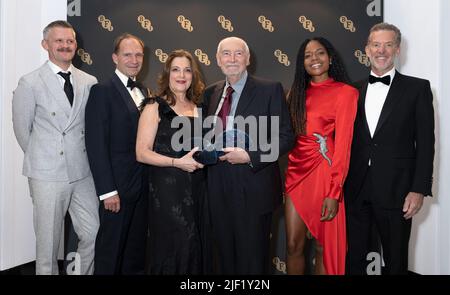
top-left (369, 75), bottom-right (391, 86)
top-left (127, 78), bottom-right (141, 90)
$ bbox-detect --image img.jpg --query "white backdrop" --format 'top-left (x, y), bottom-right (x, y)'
top-left (385, 0), bottom-right (450, 275)
top-left (0, 0), bottom-right (449, 274)
top-left (0, 0), bottom-right (66, 270)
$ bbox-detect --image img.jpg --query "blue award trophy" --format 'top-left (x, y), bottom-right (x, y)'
top-left (193, 129), bottom-right (253, 165)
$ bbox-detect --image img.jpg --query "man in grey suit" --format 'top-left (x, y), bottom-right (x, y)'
top-left (12, 20), bottom-right (99, 275)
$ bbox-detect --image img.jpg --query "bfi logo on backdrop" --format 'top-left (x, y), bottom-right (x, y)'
top-left (195, 49), bottom-right (211, 66)
top-left (178, 15), bottom-right (194, 32)
top-left (77, 49), bottom-right (93, 65)
top-left (274, 50), bottom-right (290, 67)
top-left (98, 15), bottom-right (114, 31)
top-left (340, 16), bottom-right (356, 32)
top-left (155, 49), bottom-right (169, 63)
top-left (218, 15), bottom-right (234, 32)
top-left (298, 15), bottom-right (315, 32)
top-left (258, 15), bottom-right (275, 32)
top-left (354, 49), bottom-right (371, 67)
top-left (138, 15), bottom-right (153, 32)
top-left (272, 257), bottom-right (287, 274)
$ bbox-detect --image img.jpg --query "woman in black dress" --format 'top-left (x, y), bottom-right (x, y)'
top-left (136, 49), bottom-right (208, 274)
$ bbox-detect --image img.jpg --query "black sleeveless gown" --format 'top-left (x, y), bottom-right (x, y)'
top-left (143, 97), bottom-right (209, 275)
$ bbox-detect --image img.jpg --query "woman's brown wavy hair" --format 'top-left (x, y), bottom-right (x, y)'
top-left (156, 49), bottom-right (205, 106)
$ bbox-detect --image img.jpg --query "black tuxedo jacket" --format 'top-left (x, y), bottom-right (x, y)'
top-left (203, 75), bottom-right (295, 214)
top-left (85, 74), bottom-right (147, 203)
top-left (345, 71), bottom-right (434, 209)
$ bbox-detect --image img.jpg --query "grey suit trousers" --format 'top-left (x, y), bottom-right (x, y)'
top-left (28, 176), bottom-right (99, 275)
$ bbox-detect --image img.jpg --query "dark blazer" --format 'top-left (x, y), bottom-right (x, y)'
top-left (85, 74), bottom-right (147, 203)
top-left (203, 75), bottom-right (295, 214)
top-left (345, 71), bottom-right (434, 209)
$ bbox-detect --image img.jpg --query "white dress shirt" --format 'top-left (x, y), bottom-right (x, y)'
top-left (47, 60), bottom-right (74, 90)
top-left (115, 69), bottom-right (145, 107)
top-left (365, 67), bottom-right (396, 166)
top-left (365, 67), bottom-right (396, 137)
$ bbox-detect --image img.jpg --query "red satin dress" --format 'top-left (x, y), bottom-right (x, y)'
top-left (285, 78), bottom-right (358, 275)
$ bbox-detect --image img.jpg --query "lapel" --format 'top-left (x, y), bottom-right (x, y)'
top-left (235, 75), bottom-right (257, 116)
top-left (40, 64), bottom-right (71, 131)
top-left (358, 80), bottom-right (372, 139)
top-left (207, 82), bottom-right (225, 116)
top-left (373, 71), bottom-right (404, 137)
top-left (138, 85), bottom-right (150, 98)
top-left (64, 67), bottom-right (84, 131)
top-left (111, 74), bottom-right (139, 125)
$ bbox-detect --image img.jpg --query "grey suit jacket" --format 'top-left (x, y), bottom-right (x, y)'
top-left (12, 62), bottom-right (98, 182)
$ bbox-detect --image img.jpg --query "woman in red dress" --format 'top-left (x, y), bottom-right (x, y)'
top-left (285, 37), bottom-right (358, 275)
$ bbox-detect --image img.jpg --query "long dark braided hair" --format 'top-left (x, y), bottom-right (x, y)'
top-left (287, 37), bottom-right (350, 136)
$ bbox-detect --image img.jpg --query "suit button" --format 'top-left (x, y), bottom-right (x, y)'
top-left (62, 132), bottom-right (66, 136)
top-left (83, 148), bottom-right (86, 152)
top-left (60, 151), bottom-right (64, 155)
top-left (373, 143), bottom-right (378, 147)
top-left (51, 112), bottom-right (56, 116)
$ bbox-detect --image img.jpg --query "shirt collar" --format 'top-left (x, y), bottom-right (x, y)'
top-left (115, 69), bottom-right (135, 88)
top-left (47, 60), bottom-right (74, 75)
top-left (225, 71), bottom-right (248, 95)
top-left (370, 67), bottom-right (396, 81)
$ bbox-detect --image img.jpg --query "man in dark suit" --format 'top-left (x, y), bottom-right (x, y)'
top-left (85, 33), bottom-right (149, 274)
top-left (344, 23), bottom-right (435, 275)
top-left (203, 37), bottom-right (294, 274)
